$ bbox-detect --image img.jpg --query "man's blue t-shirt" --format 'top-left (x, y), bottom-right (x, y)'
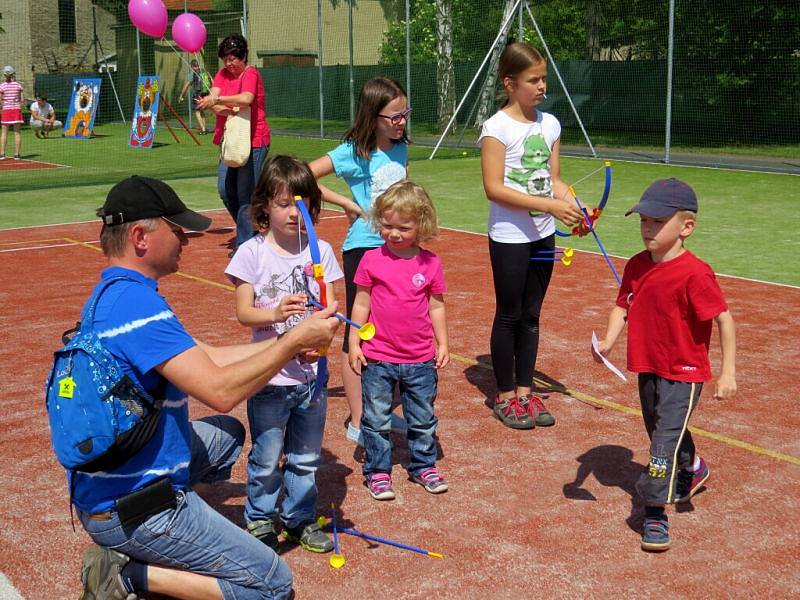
top-left (327, 140), bottom-right (408, 252)
top-left (71, 267), bottom-right (197, 513)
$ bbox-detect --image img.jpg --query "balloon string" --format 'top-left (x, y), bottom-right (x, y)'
top-left (162, 38), bottom-right (212, 93)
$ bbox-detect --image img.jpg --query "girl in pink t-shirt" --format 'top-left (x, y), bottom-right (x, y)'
top-left (0, 65), bottom-right (24, 160)
top-left (348, 181), bottom-right (450, 501)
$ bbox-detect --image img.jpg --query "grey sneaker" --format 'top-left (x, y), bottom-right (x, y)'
top-left (79, 546), bottom-right (139, 600)
top-left (283, 520), bottom-right (333, 553)
top-left (247, 518), bottom-right (280, 551)
top-left (492, 395), bottom-right (534, 429)
top-left (520, 394), bottom-right (555, 427)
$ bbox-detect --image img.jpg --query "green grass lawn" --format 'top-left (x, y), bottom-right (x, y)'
top-left (1, 128), bottom-right (797, 286)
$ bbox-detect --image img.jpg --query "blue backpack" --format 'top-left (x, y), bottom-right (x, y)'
top-left (45, 276), bottom-right (163, 473)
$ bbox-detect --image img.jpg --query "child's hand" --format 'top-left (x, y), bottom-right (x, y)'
top-left (435, 344), bottom-right (450, 369)
top-left (348, 346), bottom-right (367, 375)
top-left (591, 339), bottom-right (611, 364)
top-left (713, 374), bottom-right (737, 400)
top-left (273, 294), bottom-right (308, 322)
top-left (550, 198), bottom-right (584, 229)
top-left (297, 349), bottom-right (321, 364)
top-left (344, 201), bottom-right (363, 225)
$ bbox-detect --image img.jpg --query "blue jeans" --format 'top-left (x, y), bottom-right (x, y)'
top-left (361, 359), bottom-right (439, 477)
top-left (245, 382), bottom-right (327, 529)
top-left (79, 416), bottom-right (293, 600)
top-left (218, 145), bottom-right (269, 248)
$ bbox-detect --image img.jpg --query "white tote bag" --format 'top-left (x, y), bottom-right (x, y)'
top-left (220, 105), bottom-right (251, 168)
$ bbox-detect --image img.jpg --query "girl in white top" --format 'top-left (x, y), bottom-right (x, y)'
top-left (479, 42), bottom-right (583, 430)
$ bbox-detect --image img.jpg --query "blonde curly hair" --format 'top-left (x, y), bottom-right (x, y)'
top-left (370, 180), bottom-right (439, 243)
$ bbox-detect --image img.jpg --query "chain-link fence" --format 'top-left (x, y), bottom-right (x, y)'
top-left (0, 0), bottom-right (797, 193)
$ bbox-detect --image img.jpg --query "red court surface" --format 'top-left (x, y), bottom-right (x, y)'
top-left (0, 157), bottom-right (64, 171)
top-left (1, 211), bottom-right (798, 599)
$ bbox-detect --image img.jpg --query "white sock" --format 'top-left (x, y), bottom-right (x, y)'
top-left (691, 456), bottom-right (701, 472)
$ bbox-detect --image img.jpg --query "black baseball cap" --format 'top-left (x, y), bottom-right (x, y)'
top-left (625, 178), bottom-right (698, 218)
top-left (99, 175), bottom-right (211, 232)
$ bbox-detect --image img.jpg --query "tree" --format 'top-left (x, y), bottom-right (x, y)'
top-left (435, 0), bottom-right (455, 131)
top-left (474, 0), bottom-right (516, 127)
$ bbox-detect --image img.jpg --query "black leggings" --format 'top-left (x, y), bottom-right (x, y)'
top-left (488, 235), bottom-right (555, 392)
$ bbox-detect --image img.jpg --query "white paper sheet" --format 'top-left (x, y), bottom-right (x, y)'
top-left (592, 331), bottom-right (627, 382)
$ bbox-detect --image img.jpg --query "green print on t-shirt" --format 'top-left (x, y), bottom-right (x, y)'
top-left (507, 133), bottom-right (552, 197)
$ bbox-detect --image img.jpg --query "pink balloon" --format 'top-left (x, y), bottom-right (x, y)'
top-left (128, 0), bottom-right (168, 38)
top-left (172, 13), bottom-right (207, 53)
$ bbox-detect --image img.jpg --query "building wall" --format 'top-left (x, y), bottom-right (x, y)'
top-left (246, 0), bottom-right (400, 68)
top-left (29, 0), bottom-right (116, 76)
top-left (0, 2), bottom-right (34, 96)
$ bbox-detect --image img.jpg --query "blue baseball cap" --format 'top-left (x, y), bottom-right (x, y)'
top-left (625, 178), bottom-right (698, 218)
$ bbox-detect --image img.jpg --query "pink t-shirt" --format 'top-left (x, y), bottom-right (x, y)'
top-left (212, 66), bottom-right (270, 148)
top-left (0, 81), bottom-right (23, 110)
top-left (354, 245), bottom-right (447, 363)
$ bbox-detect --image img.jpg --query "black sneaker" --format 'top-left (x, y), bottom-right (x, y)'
top-left (283, 520), bottom-right (334, 553)
top-left (247, 518), bottom-right (280, 551)
top-left (79, 545), bottom-right (139, 600)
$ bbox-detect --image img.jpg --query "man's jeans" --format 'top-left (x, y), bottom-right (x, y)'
top-left (361, 359), bottom-right (439, 477)
top-left (245, 382), bottom-right (327, 529)
top-left (79, 416), bottom-right (293, 600)
top-left (218, 145), bottom-right (269, 248)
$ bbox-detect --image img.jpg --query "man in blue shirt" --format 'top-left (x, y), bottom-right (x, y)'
top-left (74, 176), bottom-right (340, 600)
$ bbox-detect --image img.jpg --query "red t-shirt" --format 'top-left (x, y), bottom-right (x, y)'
top-left (212, 66), bottom-right (270, 148)
top-left (616, 250), bottom-right (727, 382)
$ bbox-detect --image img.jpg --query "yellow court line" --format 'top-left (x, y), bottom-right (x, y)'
top-left (449, 353), bottom-right (800, 466)
top-left (60, 238), bottom-right (799, 468)
top-left (63, 238), bottom-right (237, 291)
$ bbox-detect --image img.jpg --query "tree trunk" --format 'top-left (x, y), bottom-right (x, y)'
top-left (435, 0), bottom-right (456, 133)
top-left (586, 0), bottom-right (603, 60)
top-left (474, 0), bottom-right (517, 128)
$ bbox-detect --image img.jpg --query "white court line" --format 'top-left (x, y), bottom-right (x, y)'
top-left (2, 211), bottom-right (796, 290)
top-left (436, 223), bottom-right (800, 290)
top-left (0, 208), bottom-right (346, 232)
top-left (1, 157), bottom-right (69, 168)
top-left (0, 240), bottom-right (99, 253)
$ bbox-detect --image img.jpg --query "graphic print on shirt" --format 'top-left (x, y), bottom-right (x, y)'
top-left (507, 132), bottom-right (552, 197)
top-left (370, 161), bottom-right (407, 202)
top-left (412, 273), bottom-right (426, 288)
top-left (253, 262), bottom-right (317, 335)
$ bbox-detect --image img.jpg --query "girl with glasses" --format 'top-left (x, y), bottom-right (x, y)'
top-left (310, 76), bottom-right (410, 446)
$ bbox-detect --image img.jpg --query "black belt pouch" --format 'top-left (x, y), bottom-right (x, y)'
top-left (116, 476), bottom-right (177, 529)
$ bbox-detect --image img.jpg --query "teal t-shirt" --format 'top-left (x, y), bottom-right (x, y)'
top-left (328, 140), bottom-right (408, 252)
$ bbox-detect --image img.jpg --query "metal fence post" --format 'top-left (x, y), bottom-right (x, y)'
top-left (405, 0), bottom-right (411, 135)
top-left (349, 0), bottom-right (355, 124)
top-left (318, 0), bottom-right (324, 138)
top-left (665, 0), bottom-right (675, 164)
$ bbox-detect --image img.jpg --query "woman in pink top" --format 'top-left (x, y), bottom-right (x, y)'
top-left (0, 65), bottom-right (24, 160)
top-left (348, 181), bottom-right (450, 501)
top-left (197, 34), bottom-right (271, 252)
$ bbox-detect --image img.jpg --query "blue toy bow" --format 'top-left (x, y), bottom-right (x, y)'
top-left (294, 196), bottom-right (328, 402)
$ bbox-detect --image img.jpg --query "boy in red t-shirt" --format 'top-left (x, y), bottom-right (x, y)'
top-left (593, 178), bottom-right (737, 552)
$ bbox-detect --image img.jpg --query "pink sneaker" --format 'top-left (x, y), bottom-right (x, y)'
top-left (411, 467), bottom-right (448, 494)
top-left (366, 473), bottom-right (395, 500)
